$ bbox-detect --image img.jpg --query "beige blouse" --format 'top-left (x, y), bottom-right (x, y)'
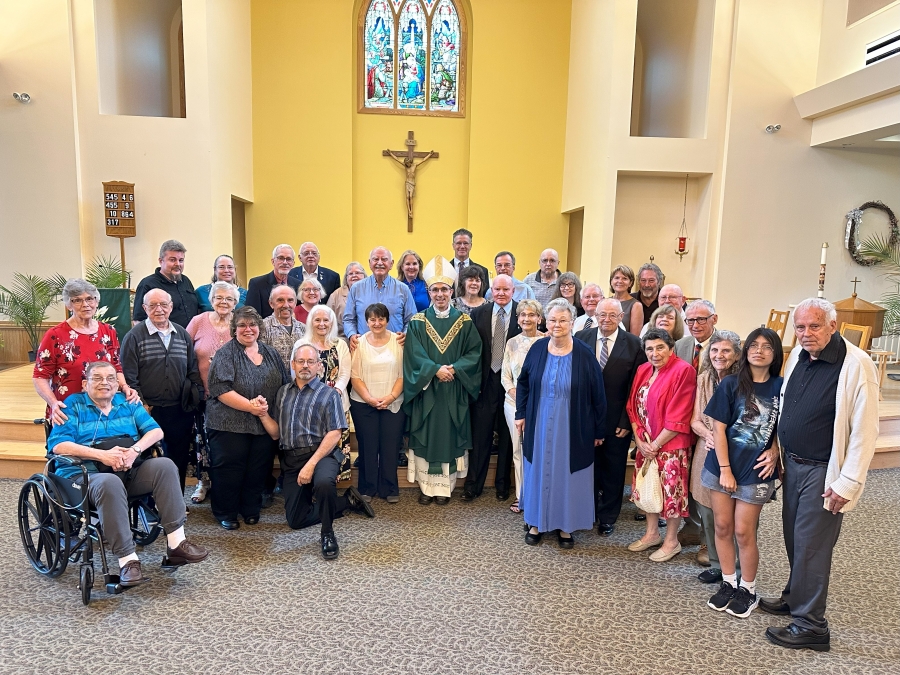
top-left (690, 369), bottom-right (717, 508)
top-left (349, 331), bottom-right (404, 414)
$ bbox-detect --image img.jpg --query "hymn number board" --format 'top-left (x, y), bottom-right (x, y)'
top-left (103, 181), bottom-right (137, 238)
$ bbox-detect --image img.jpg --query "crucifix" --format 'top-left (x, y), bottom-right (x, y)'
top-left (383, 130), bottom-right (439, 232)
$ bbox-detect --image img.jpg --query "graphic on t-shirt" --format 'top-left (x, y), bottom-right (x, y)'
top-left (731, 393), bottom-right (778, 453)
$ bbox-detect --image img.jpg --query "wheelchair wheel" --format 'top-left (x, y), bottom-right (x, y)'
top-left (79, 564), bottom-right (93, 606)
top-left (130, 496), bottom-right (162, 547)
top-left (18, 478), bottom-right (71, 578)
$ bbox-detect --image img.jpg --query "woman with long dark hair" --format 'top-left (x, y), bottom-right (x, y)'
top-left (702, 327), bottom-right (783, 618)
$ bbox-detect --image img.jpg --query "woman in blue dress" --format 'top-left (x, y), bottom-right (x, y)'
top-left (515, 299), bottom-right (606, 548)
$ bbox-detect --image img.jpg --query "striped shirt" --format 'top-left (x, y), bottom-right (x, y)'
top-left (273, 377), bottom-right (346, 450)
top-left (47, 392), bottom-right (160, 479)
top-left (120, 321), bottom-right (199, 406)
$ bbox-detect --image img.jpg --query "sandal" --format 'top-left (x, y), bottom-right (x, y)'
top-left (190, 482), bottom-right (209, 504)
top-left (509, 499), bottom-right (521, 514)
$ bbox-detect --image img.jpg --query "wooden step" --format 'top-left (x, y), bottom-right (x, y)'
top-left (0, 440), bottom-right (48, 479)
top-left (0, 418), bottom-right (44, 443)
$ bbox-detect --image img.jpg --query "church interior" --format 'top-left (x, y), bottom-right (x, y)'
top-left (0, 1), bottom-right (899, 673)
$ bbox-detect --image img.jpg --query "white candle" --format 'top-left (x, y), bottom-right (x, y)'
top-left (821, 242), bottom-right (828, 265)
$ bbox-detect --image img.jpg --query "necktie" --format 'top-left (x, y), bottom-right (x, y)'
top-left (491, 306), bottom-right (507, 373)
top-left (584, 316), bottom-right (593, 330)
top-left (693, 342), bottom-right (702, 370)
top-left (598, 337), bottom-right (609, 370)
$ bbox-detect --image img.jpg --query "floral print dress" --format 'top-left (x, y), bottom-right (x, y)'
top-left (317, 344), bottom-right (352, 481)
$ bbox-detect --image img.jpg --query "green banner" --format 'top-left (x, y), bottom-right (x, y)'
top-left (96, 288), bottom-right (133, 341)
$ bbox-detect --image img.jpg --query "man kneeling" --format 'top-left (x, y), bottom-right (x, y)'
top-left (274, 343), bottom-right (373, 559)
top-left (48, 361), bottom-right (209, 586)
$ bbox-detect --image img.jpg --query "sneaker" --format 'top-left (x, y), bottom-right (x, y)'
top-left (708, 582), bottom-right (737, 611)
top-left (726, 586), bottom-right (759, 618)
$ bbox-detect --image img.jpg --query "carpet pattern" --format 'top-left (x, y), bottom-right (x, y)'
top-left (0, 470), bottom-right (898, 675)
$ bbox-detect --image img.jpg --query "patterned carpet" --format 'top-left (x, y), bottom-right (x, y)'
top-left (1, 470), bottom-right (898, 675)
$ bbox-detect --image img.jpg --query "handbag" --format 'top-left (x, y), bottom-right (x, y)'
top-left (633, 456), bottom-right (665, 514)
top-left (92, 435), bottom-right (164, 482)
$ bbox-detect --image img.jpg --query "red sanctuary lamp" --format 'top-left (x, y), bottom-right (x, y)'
top-left (675, 174), bottom-right (689, 262)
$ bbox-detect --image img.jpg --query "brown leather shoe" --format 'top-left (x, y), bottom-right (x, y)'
top-left (119, 560), bottom-right (148, 586)
top-left (165, 539), bottom-right (210, 566)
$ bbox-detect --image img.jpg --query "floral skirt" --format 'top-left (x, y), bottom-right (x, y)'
top-left (337, 411), bottom-right (352, 482)
top-left (632, 446), bottom-right (690, 519)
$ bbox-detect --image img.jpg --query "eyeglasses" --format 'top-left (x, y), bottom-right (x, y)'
top-left (558, 283), bottom-right (575, 290)
top-left (235, 323), bottom-right (259, 330)
top-left (213, 296), bottom-right (236, 303)
top-left (596, 312), bottom-right (622, 320)
top-left (215, 265), bottom-right (235, 271)
top-left (70, 297), bottom-right (98, 306)
top-left (659, 294), bottom-right (683, 302)
top-left (293, 359), bottom-right (320, 366)
top-left (88, 375), bottom-right (118, 384)
top-left (748, 343), bottom-right (774, 353)
top-left (685, 316), bottom-right (712, 326)
top-left (275, 256), bottom-right (294, 263)
top-left (540, 258), bottom-right (558, 264)
top-left (145, 302), bottom-right (172, 310)
top-left (302, 288), bottom-right (320, 294)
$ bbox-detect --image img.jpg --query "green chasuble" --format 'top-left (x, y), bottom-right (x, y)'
top-left (403, 307), bottom-right (482, 474)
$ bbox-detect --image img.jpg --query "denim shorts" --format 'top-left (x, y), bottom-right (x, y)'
top-left (701, 467), bottom-right (775, 505)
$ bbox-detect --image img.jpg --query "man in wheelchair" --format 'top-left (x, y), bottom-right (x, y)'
top-left (47, 361), bottom-right (209, 586)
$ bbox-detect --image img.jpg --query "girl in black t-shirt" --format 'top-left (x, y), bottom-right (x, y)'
top-left (702, 327), bottom-right (783, 618)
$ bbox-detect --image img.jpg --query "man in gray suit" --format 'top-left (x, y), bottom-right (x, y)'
top-left (674, 299), bottom-right (718, 549)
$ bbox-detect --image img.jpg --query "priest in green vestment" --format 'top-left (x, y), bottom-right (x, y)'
top-left (403, 255), bottom-right (482, 505)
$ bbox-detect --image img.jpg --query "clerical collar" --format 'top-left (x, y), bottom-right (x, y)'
top-left (434, 306), bottom-right (451, 319)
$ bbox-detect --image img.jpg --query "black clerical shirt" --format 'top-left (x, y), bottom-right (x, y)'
top-left (778, 331), bottom-right (846, 463)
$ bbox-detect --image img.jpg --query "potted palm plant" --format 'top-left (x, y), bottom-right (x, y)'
top-left (0, 273), bottom-right (68, 361)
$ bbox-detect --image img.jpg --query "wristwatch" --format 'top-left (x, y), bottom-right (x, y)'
top-left (130, 445), bottom-right (142, 455)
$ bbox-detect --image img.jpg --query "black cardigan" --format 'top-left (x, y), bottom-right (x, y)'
top-left (515, 337), bottom-right (607, 473)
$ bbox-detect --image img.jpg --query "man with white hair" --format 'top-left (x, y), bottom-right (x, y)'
top-left (287, 241), bottom-right (341, 303)
top-left (760, 298), bottom-right (878, 651)
top-left (343, 246), bottom-right (416, 348)
top-left (524, 248), bottom-right (562, 307)
top-left (572, 283), bottom-right (605, 332)
top-left (246, 244), bottom-right (302, 319)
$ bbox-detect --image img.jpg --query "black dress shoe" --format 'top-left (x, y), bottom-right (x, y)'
top-left (765, 624), bottom-right (830, 651)
top-left (634, 513), bottom-right (646, 521)
top-left (397, 453), bottom-right (408, 467)
top-left (219, 519), bottom-right (240, 530)
top-left (344, 486), bottom-right (375, 518)
top-left (434, 496), bottom-right (450, 505)
top-left (261, 491), bottom-right (274, 509)
top-left (321, 531), bottom-right (340, 560)
top-left (557, 531), bottom-right (574, 549)
top-left (525, 530), bottom-right (543, 545)
top-left (759, 597), bottom-right (791, 615)
top-left (244, 516), bottom-right (259, 525)
top-left (496, 491), bottom-right (509, 501)
top-left (462, 491), bottom-right (476, 502)
top-left (418, 493), bottom-right (434, 505)
top-left (597, 523), bottom-right (615, 537)
top-left (658, 518), bottom-right (667, 528)
top-left (697, 568), bottom-right (723, 584)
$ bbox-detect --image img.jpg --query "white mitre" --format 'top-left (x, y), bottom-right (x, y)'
top-left (423, 255), bottom-right (457, 288)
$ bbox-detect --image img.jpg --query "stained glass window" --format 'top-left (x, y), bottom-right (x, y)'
top-left (363, 0), bottom-right (395, 109)
top-left (359, 0), bottom-right (465, 116)
top-left (430, 0), bottom-right (460, 112)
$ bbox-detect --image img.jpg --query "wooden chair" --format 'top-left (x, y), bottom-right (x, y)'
top-left (839, 322), bottom-right (872, 351)
top-left (766, 309), bottom-right (790, 341)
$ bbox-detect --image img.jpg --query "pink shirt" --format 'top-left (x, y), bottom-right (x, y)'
top-left (186, 312), bottom-right (231, 394)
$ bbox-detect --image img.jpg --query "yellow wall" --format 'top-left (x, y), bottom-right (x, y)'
top-left (248, 0), bottom-right (572, 279)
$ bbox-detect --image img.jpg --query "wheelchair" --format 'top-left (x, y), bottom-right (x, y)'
top-left (18, 420), bottom-right (168, 606)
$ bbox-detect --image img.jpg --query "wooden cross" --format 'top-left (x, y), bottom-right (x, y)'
top-left (383, 131), bottom-right (439, 232)
top-left (851, 277), bottom-right (861, 296)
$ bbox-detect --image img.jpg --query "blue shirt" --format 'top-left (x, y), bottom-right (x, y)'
top-left (485, 276), bottom-right (536, 303)
top-left (195, 284), bottom-right (248, 312)
top-left (47, 392), bottom-right (160, 479)
top-left (401, 277), bottom-right (430, 312)
top-left (343, 275), bottom-right (416, 337)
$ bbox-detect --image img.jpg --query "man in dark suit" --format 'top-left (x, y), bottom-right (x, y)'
top-left (246, 244), bottom-right (302, 319)
top-left (287, 241), bottom-right (341, 303)
top-left (449, 228), bottom-right (489, 292)
top-left (575, 298), bottom-right (647, 536)
top-left (464, 275), bottom-right (520, 501)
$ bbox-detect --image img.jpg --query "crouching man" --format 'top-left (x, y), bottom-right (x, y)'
top-left (47, 361), bottom-right (209, 586)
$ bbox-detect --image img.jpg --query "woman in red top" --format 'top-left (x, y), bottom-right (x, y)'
top-left (294, 278), bottom-right (324, 323)
top-left (626, 327), bottom-right (697, 562)
top-left (33, 279), bottom-right (139, 425)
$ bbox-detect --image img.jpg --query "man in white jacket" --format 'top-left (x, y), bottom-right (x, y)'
top-left (761, 298), bottom-right (879, 651)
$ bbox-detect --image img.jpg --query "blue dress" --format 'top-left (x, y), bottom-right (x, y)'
top-left (522, 353), bottom-right (595, 534)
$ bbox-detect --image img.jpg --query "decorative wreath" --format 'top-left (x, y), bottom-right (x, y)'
top-left (845, 200), bottom-right (899, 267)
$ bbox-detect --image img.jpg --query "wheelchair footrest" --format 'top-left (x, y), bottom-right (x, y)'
top-left (104, 574), bottom-right (143, 594)
top-left (160, 556), bottom-right (186, 571)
